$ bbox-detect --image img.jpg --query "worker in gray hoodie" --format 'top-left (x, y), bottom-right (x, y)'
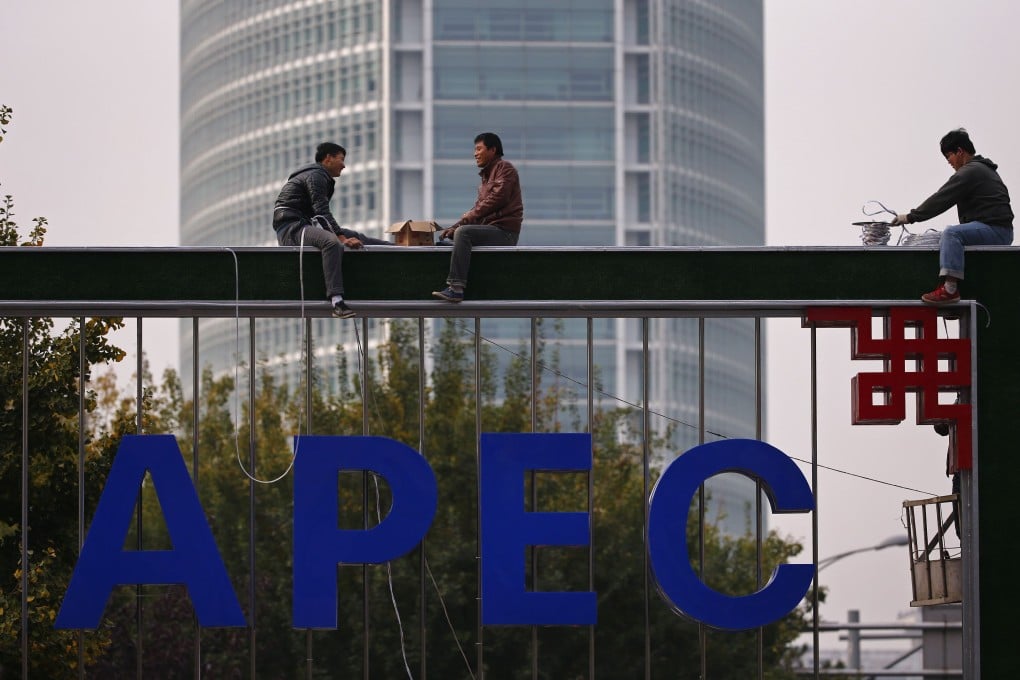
top-left (273, 142), bottom-right (389, 318)
top-left (891, 128), bottom-right (1013, 305)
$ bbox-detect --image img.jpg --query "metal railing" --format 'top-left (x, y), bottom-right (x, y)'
top-left (5, 299), bottom-right (977, 679)
top-left (796, 610), bottom-right (963, 678)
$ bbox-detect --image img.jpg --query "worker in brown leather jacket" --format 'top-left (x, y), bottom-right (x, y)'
top-left (432, 132), bottom-right (524, 303)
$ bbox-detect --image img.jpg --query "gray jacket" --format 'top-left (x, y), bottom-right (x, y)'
top-left (273, 163), bottom-right (342, 233)
top-left (908, 155), bottom-right (1013, 228)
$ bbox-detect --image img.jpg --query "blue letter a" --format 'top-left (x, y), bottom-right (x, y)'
top-left (55, 435), bottom-right (244, 629)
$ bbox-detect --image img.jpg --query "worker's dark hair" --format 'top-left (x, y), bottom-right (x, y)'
top-left (474, 132), bottom-right (504, 157)
top-left (940, 128), bottom-right (975, 156)
top-left (315, 142), bottom-right (347, 162)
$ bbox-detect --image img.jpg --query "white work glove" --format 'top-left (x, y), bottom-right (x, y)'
top-left (890, 214), bottom-right (911, 226)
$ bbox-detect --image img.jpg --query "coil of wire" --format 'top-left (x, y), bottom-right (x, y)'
top-left (856, 221), bottom-right (892, 246)
top-left (901, 229), bottom-right (942, 247)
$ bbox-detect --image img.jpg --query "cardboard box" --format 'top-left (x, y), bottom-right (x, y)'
top-left (387, 220), bottom-right (438, 246)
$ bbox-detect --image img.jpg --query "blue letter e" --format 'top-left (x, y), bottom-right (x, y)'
top-left (647, 439), bottom-right (814, 630)
top-left (55, 435), bottom-right (244, 629)
top-left (480, 432), bottom-right (596, 626)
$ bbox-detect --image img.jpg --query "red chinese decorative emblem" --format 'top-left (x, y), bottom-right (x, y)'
top-left (803, 307), bottom-right (972, 469)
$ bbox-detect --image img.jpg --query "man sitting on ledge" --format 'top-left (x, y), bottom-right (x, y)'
top-left (890, 128), bottom-right (1013, 305)
top-left (433, 132), bottom-right (524, 303)
top-left (273, 142), bottom-right (389, 319)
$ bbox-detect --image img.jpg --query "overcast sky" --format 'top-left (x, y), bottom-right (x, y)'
top-left (764, 0), bottom-right (1018, 639)
top-left (3, 0), bottom-right (1017, 647)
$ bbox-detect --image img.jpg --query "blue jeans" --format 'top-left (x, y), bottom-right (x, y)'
top-left (447, 224), bottom-right (519, 287)
top-left (939, 221), bottom-right (1013, 279)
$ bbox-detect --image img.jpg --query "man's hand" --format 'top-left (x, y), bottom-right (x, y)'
top-left (343, 237), bottom-right (364, 249)
top-left (438, 227), bottom-right (456, 240)
top-left (890, 214), bottom-right (911, 226)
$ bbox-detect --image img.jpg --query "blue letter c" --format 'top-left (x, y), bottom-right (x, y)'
top-left (647, 439), bottom-right (814, 630)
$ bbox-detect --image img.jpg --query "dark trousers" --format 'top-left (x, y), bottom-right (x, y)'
top-left (447, 224), bottom-right (519, 287)
top-left (337, 227), bottom-right (391, 246)
top-left (275, 221), bottom-right (345, 297)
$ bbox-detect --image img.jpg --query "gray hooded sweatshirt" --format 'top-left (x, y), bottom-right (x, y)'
top-left (908, 155), bottom-right (1013, 228)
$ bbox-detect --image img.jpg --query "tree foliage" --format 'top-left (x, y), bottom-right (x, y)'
top-left (0, 103), bottom-right (127, 676)
top-left (0, 114), bottom-right (818, 676)
top-left (6, 317), bottom-right (813, 678)
top-left (1, 106), bottom-right (48, 248)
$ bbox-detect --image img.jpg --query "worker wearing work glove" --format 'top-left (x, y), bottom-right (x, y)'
top-left (894, 128), bottom-right (1013, 305)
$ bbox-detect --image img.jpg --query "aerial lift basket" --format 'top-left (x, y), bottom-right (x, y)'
top-left (903, 494), bottom-right (962, 606)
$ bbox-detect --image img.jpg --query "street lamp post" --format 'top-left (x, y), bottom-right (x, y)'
top-left (816, 534), bottom-right (912, 673)
top-left (817, 534), bottom-right (910, 572)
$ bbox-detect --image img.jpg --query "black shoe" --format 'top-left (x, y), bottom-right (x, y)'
top-left (332, 300), bottom-right (355, 318)
top-left (432, 286), bottom-right (464, 303)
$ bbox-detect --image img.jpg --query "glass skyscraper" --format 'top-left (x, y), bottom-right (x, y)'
top-left (180, 0), bottom-right (764, 532)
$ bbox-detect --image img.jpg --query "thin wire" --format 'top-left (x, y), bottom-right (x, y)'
top-left (862, 200), bottom-right (897, 218)
top-left (371, 473), bottom-right (414, 680)
top-left (786, 456), bottom-right (936, 496)
top-left (858, 200), bottom-right (896, 246)
top-left (857, 200), bottom-right (945, 247)
top-left (356, 320), bottom-right (478, 680)
top-left (449, 320), bottom-right (940, 497)
top-left (352, 320), bottom-right (377, 420)
top-left (225, 246), bottom-right (300, 485)
top-left (857, 222), bottom-right (892, 247)
top-left (451, 320), bottom-right (731, 438)
top-left (900, 229), bottom-right (942, 247)
top-left (217, 248), bottom-right (945, 664)
top-left (226, 240), bottom-right (468, 678)
top-left (975, 301), bottom-right (991, 328)
top-left (352, 312), bottom-right (420, 680)
top-left (425, 556), bottom-right (478, 680)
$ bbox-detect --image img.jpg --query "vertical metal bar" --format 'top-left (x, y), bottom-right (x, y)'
top-left (754, 317), bottom-right (764, 680)
top-left (698, 318), bottom-right (707, 679)
top-left (305, 316), bottom-right (314, 680)
top-left (641, 317), bottom-right (651, 680)
top-left (587, 318), bottom-right (596, 679)
top-left (810, 324), bottom-right (820, 680)
top-left (136, 318), bottom-right (144, 680)
top-left (306, 616), bottom-right (314, 677)
top-left (418, 317), bottom-right (428, 680)
top-left (192, 318), bottom-right (202, 680)
top-left (361, 317), bottom-right (370, 680)
top-left (921, 503), bottom-right (933, 600)
top-left (847, 609), bottom-right (861, 670)
top-left (475, 318), bottom-right (485, 680)
top-left (248, 317), bottom-right (257, 679)
top-left (935, 502), bottom-right (948, 597)
top-left (78, 317), bottom-right (86, 679)
top-left (530, 318), bottom-right (539, 680)
top-left (905, 505), bottom-right (918, 600)
top-left (962, 303), bottom-right (980, 680)
top-left (21, 319), bottom-right (29, 679)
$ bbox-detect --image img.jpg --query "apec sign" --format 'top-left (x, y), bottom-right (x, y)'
top-left (55, 434), bottom-right (814, 632)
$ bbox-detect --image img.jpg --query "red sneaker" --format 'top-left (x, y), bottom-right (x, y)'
top-left (921, 284), bottom-right (960, 305)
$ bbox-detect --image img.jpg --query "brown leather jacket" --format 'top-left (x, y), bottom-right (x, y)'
top-left (453, 157), bottom-right (524, 233)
